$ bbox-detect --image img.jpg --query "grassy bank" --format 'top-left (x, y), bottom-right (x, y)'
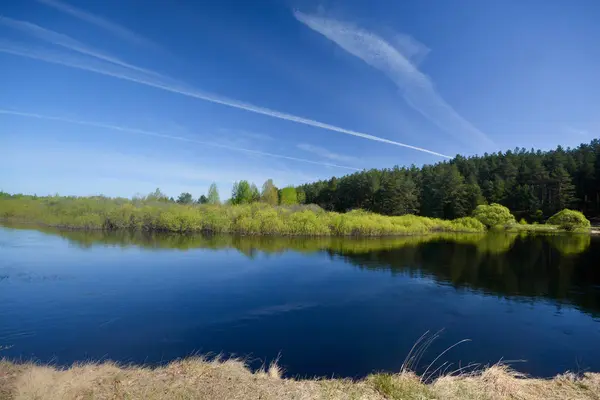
top-left (0, 196), bottom-right (487, 236)
top-left (2, 195), bottom-right (594, 236)
top-left (1, 358), bottom-right (598, 400)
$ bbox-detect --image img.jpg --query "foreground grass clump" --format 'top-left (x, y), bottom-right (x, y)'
top-left (0, 196), bottom-right (486, 236)
top-left (547, 209), bottom-right (591, 231)
top-left (1, 358), bottom-right (599, 400)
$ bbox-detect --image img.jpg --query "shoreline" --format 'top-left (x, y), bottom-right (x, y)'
top-left (1, 218), bottom-right (597, 237)
top-left (1, 358), bottom-right (599, 400)
top-left (0, 218), bottom-right (484, 236)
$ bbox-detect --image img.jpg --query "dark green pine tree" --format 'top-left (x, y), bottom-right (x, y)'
top-left (376, 174), bottom-right (419, 216)
top-left (551, 166), bottom-right (576, 211)
top-left (297, 139), bottom-right (600, 218)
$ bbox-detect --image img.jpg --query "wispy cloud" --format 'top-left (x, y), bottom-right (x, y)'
top-left (297, 143), bottom-right (358, 163)
top-left (0, 109), bottom-right (362, 171)
top-left (0, 31), bottom-right (451, 158)
top-left (294, 11), bottom-right (493, 149)
top-left (0, 16), bottom-right (160, 77)
top-left (392, 33), bottom-right (430, 66)
top-left (36, 0), bottom-right (159, 50)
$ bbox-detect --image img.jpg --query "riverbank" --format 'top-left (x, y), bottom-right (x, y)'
top-left (1, 358), bottom-right (598, 400)
top-left (0, 196), bottom-right (488, 235)
top-left (2, 195), bottom-right (594, 237)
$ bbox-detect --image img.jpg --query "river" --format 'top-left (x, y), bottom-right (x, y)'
top-left (1, 225), bottom-right (599, 378)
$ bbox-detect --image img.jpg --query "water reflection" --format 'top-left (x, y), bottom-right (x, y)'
top-left (4, 224), bottom-right (592, 254)
top-left (339, 235), bottom-right (600, 316)
top-left (4, 224), bottom-right (600, 316)
top-left (1, 224), bottom-right (600, 378)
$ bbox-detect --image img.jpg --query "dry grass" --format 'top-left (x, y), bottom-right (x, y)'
top-left (432, 365), bottom-right (600, 400)
top-left (1, 359), bottom-right (599, 400)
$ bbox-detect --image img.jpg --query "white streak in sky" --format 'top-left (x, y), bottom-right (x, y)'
top-left (36, 0), bottom-right (159, 50)
top-left (0, 109), bottom-right (362, 171)
top-left (297, 143), bottom-right (358, 163)
top-left (294, 11), bottom-right (493, 148)
top-left (0, 16), bottom-right (160, 77)
top-left (0, 40), bottom-right (452, 158)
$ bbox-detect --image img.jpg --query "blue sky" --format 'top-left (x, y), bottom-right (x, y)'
top-left (1, 0), bottom-right (599, 198)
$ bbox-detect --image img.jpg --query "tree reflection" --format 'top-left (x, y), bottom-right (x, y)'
top-left (3, 223), bottom-right (599, 316)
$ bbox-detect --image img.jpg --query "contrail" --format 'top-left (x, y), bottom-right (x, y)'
top-left (0, 109), bottom-right (362, 171)
top-left (294, 11), bottom-right (494, 149)
top-left (0, 16), bottom-right (161, 77)
top-left (36, 0), bottom-right (160, 50)
top-left (0, 40), bottom-right (452, 158)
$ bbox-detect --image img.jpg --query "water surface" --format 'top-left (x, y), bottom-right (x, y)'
top-left (1, 225), bottom-right (599, 378)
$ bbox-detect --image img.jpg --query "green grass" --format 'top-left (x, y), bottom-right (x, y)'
top-left (369, 373), bottom-right (433, 400)
top-left (0, 195), bottom-right (486, 236)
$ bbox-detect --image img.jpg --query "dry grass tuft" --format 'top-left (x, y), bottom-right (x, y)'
top-left (0, 360), bottom-right (23, 400)
top-left (433, 365), bottom-right (600, 400)
top-left (1, 358), bottom-right (599, 400)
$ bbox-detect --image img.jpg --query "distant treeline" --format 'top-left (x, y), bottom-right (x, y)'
top-left (119, 180), bottom-right (304, 208)
top-left (134, 139), bottom-right (600, 222)
top-left (299, 139), bottom-right (600, 221)
top-left (2, 139), bottom-right (599, 225)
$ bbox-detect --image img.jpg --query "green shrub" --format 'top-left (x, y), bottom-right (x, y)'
top-left (450, 217), bottom-right (486, 232)
top-left (519, 218), bottom-right (527, 225)
top-left (0, 195), bottom-right (509, 236)
top-left (286, 210), bottom-right (330, 235)
top-left (472, 203), bottom-right (516, 228)
top-left (546, 209), bottom-right (591, 231)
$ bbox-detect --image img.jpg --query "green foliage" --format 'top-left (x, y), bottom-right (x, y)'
top-left (231, 181), bottom-right (253, 205)
top-left (546, 209), bottom-right (591, 231)
top-left (146, 188), bottom-right (169, 202)
top-left (0, 195), bottom-right (487, 236)
top-left (260, 179), bottom-right (279, 206)
top-left (296, 188), bottom-right (306, 205)
top-left (279, 186), bottom-right (298, 205)
top-left (450, 217), bottom-right (486, 232)
top-left (250, 183), bottom-right (260, 203)
top-left (472, 203), bottom-right (516, 228)
top-left (421, 164), bottom-right (470, 219)
top-left (519, 218), bottom-right (528, 225)
top-left (505, 223), bottom-right (557, 233)
top-left (300, 139), bottom-right (600, 219)
top-left (376, 174), bottom-right (419, 216)
top-left (176, 192), bottom-right (193, 204)
top-left (206, 183), bottom-right (220, 205)
top-left (197, 195), bottom-right (208, 204)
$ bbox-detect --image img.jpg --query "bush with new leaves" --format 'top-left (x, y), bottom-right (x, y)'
top-left (472, 203), bottom-right (515, 228)
top-left (450, 217), bottom-right (486, 232)
top-left (1, 195), bottom-right (488, 235)
top-left (546, 209), bottom-right (590, 231)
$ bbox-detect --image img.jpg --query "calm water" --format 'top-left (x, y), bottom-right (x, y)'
top-left (1, 225), bottom-right (599, 378)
